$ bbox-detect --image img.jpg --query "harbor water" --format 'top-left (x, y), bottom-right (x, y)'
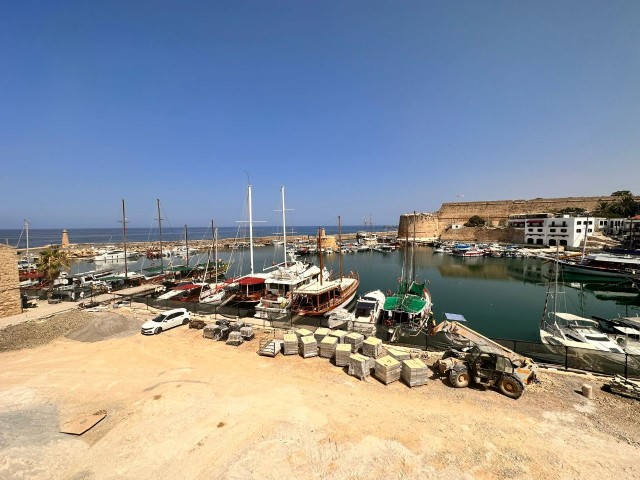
top-left (67, 244), bottom-right (639, 344)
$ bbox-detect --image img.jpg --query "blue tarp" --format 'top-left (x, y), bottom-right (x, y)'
top-left (444, 313), bottom-right (467, 322)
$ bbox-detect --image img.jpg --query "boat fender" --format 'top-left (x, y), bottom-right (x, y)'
top-left (385, 318), bottom-right (393, 327)
top-left (386, 289), bottom-right (392, 296)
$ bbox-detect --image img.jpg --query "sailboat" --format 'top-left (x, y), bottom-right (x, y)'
top-left (222, 181), bottom-right (270, 307)
top-left (381, 212), bottom-right (433, 336)
top-left (290, 217), bottom-right (360, 316)
top-left (254, 186), bottom-right (328, 320)
top-left (539, 255), bottom-right (625, 353)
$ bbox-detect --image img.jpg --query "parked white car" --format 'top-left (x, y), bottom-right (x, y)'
top-left (141, 308), bottom-right (190, 335)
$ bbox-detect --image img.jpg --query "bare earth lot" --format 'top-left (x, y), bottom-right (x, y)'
top-left (0, 308), bottom-right (638, 480)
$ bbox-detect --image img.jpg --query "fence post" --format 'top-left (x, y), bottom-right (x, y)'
top-left (625, 353), bottom-right (628, 379)
top-left (565, 346), bottom-right (569, 371)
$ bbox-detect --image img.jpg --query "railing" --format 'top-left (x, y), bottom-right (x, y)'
top-left (130, 295), bottom-right (640, 379)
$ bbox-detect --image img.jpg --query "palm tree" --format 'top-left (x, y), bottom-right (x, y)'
top-left (36, 246), bottom-right (70, 298)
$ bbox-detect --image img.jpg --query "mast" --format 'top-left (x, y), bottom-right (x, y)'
top-left (411, 210), bottom-right (416, 281)
top-left (184, 224), bottom-right (189, 269)
top-left (281, 185), bottom-right (287, 267)
top-left (317, 227), bottom-right (323, 286)
top-left (248, 182), bottom-right (254, 275)
top-left (157, 199), bottom-right (164, 273)
top-left (121, 199), bottom-right (128, 279)
top-left (580, 214), bottom-right (589, 262)
top-left (25, 219), bottom-right (30, 270)
top-left (213, 221), bottom-right (218, 281)
top-left (338, 216), bottom-right (343, 282)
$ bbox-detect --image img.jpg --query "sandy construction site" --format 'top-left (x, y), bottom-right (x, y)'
top-left (0, 306), bottom-right (638, 480)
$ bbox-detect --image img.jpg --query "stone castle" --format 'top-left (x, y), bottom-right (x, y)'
top-left (398, 195), bottom-right (633, 240)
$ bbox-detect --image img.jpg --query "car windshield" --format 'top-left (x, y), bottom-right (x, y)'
top-left (152, 315), bottom-right (167, 323)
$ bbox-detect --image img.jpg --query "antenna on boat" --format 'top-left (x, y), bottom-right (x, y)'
top-left (156, 199), bottom-right (164, 274)
top-left (119, 199), bottom-right (128, 280)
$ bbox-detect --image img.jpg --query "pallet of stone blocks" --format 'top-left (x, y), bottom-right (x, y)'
top-left (299, 336), bottom-right (318, 358)
top-left (335, 343), bottom-right (352, 367)
top-left (348, 353), bottom-right (371, 380)
top-left (344, 332), bottom-right (364, 353)
top-left (294, 328), bottom-right (314, 339)
top-left (608, 375), bottom-right (640, 400)
top-left (374, 355), bottom-right (401, 385)
top-left (240, 326), bottom-right (254, 341)
top-left (362, 337), bottom-right (383, 358)
top-left (226, 331), bottom-right (243, 346)
top-left (202, 324), bottom-right (217, 339)
top-left (386, 347), bottom-right (411, 362)
top-left (328, 329), bottom-right (348, 344)
top-left (319, 336), bottom-right (338, 359)
top-left (401, 358), bottom-right (428, 387)
top-left (283, 333), bottom-right (298, 355)
top-left (314, 327), bottom-right (331, 344)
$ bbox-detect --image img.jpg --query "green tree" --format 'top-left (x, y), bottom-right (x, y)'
top-left (464, 215), bottom-right (486, 227)
top-left (611, 190), bottom-right (632, 197)
top-left (556, 207), bottom-right (587, 216)
top-left (36, 246), bottom-right (70, 297)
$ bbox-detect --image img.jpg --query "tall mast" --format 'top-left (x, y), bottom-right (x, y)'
top-left (184, 224), bottom-right (189, 268)
top-left (281, 185), bottom-right (287, 267)
top-left (411, 210), bottom-right (416, 281)
top-left (248, 182), bottom-right (254, 275)
top-left (121, 199), bottom-right (128, 279)
top-left (317, 227), bottom-right (323, 285)
top-left (157, 199), bottom-right (164, 273)
top-left (580, 214), bottom-right (589, 262)
top-left (338, 216), bottom-right (343, 282)
top-left (213, 221), bottom-right (218, 280)
top-left (25, 219), bottom-right (30, 269)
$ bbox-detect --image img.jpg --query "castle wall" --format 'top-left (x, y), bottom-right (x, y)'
top-left (0, 245), bottom-right (22, 318)
top-left (398, 195), bottom-right (638, 242)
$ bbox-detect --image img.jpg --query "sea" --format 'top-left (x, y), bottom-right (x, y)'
top-left (1, 226), bottom-right (385, 249)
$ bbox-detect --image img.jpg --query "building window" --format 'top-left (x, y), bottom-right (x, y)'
top-left (577, 221), bottom-right (582, 225)
top-left (528, 228), bottom-right (533, 232)
top-left (537, 229), bottom-right (543, 232)
top-left (550, 228), bottom-right (556, 232)
top-left (561, 229), bottom-right (567, 233)
top-left (576, 229), bottom-right (582, 233)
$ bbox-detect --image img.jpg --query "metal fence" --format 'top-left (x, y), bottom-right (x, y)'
top-left (131, 295), bottom-right (640, 379)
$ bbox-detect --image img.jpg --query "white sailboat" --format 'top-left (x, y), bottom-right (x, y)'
top-left (254, 186), bottom-right (328, 320)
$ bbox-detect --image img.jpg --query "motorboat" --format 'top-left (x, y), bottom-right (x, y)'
top-left (93, 250), bottom-right (139, 262)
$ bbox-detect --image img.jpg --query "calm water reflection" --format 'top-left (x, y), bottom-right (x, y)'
top-left (73, 245), bottom-right (640, 342)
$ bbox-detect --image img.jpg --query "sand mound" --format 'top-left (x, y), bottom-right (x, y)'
top-left (65, 313), bottom-right (141, 343)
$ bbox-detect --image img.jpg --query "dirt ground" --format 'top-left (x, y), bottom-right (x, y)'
top-left (0, 307), bottom-right (638, 480)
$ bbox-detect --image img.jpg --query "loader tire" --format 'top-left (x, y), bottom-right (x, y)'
top-left (449, 367), bottom-right (470, 388)
top-left (498, 374), bottom-right (524, 399)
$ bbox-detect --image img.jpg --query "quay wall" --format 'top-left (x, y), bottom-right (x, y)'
top-left (0, 245), bottom-right (21, 318)
top-left (399, 195), bottom-right (639, 241)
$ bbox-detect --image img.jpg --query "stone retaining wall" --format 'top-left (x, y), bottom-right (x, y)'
top-left (0, 245), bottom-right (21, 318)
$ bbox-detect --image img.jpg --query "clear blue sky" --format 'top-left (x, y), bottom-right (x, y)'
top-left (1, 1), bottom-right (638, 229)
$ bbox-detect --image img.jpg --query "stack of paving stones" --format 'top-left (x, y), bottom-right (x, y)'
top-left (283, 333), bottom-right (299, 355)
top-left (314, 327), bottom-right (331, 344)
top-left (328, 329), bottom-right (348, 344)
top-left (240, 326), bottom-right (254, 341)
top-left (348, 353), bottom-right (371, 380)
top-left (225, 331), bottom-right (243, 346)
top-left (299, 335), bottom-right (318, 358)
top-left (401, 358), bottom-right (429, 387)
top-left (294, 328), bottom-right (314, 339)
top-left (374, 355), bottom-right (402, 384)
top-left (386, 347), bottom-right (411, 362)
top-left (334, 343), bottom-right (352, 367)
top-left (203, 324), bottom-right (216, 339)
top-left (344, 332), bottom-right (364, 353)
top-left (362, 337), bottom-right (383, 358)
top-left (319, 335), bottom-right (338, 359)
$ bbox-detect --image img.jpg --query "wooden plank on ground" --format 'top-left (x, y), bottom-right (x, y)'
top-left (60, 410), bottom-right (107, 435)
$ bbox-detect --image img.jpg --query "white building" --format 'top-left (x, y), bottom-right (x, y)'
top-left (523, 215), bottom-right (597, 247)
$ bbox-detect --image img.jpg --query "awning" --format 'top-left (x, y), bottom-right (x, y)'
top-left (239, 277), bottom-right (266, 286)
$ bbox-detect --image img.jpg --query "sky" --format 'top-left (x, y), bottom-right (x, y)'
top-left (1, 1), bottom-right (639, 229)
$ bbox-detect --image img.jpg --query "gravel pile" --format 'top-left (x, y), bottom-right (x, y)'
top-left (0, 310), bottom-right (141, 351)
